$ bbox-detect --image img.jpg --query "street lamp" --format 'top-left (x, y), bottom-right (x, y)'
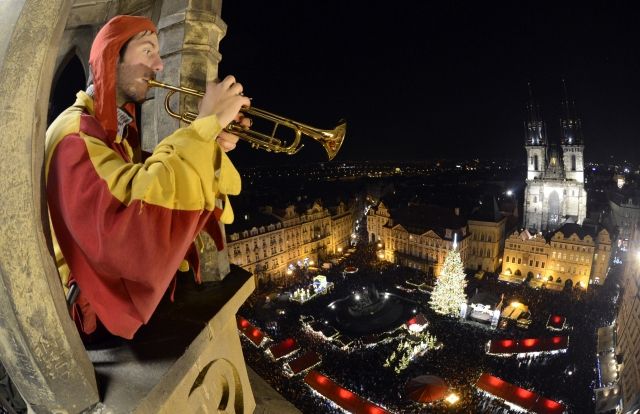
top-left (445, 393), bottom-right (459, 405)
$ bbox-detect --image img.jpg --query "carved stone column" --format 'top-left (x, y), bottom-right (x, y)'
top-left (0, 0), bottom-right (99, 412)
top-left (143, 0), bottom-right (232, 281)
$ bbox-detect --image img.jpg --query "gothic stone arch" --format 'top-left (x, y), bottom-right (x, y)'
top-left (547, 190), bottom-right (560, 228)
top-left (0, 0), bottom-right (100, 412)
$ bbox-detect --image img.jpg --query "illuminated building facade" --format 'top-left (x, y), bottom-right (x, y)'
top-left (467, 201), bottom-right (508, 273)
top-left (523, 84), bottom-right (587, 232)
top-left (615, 237), bottom-right (640, 412)
top-left (227, 201), bottom-right (355, 283)
top-left (499, 223), bottom-right (612, 290)
top-left (608, 192), bottom-right (640, 251)
top-left (367, 203), bottom-right (470, 276)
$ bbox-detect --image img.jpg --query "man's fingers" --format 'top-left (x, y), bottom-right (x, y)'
top-left (238, 116), bottom-right (252, 130)
top-left (220, 75), bottom-right (237, 89)
top-left (217, 131), bottom-right (240, 152)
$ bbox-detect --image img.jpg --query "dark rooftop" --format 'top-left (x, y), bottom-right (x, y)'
top-left (386, 204), bottom-right (467, 237)
top-left (552, 223), bottom-right (597, 240)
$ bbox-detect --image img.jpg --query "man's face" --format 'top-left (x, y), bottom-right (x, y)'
top-left (116, 31), bottom-right (163, 106)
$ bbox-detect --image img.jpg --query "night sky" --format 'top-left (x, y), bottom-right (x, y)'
top-left (217, 2), bottom-right (640, 166)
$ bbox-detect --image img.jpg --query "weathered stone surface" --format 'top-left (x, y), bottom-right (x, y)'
top-left (86, 266), bottom-right (257, 413)
top-left (0, 0), bottom-right (99, 412)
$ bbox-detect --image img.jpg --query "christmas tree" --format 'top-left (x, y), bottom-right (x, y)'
top-left (429, 238), bottom-right (467, 316)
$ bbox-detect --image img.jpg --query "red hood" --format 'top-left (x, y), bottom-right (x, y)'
top-left (89, 15), bottom-right (157, 142)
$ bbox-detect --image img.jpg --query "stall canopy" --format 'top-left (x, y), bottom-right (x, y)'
top-left (488, 336), bottom-right (569, 355)
top-left (236, 315), bottom-right (267, 347)
top-left (286, 350), bottom-right (321, 375)
top-left (304, 370), bottom-right (390, 414)
top-left (475, 373), bottom-right (565, 414)
top-left (405, 375), bottom-right (448, 403)
top-left (546, 314), bottom-right (566, 331)
top-left (268, 338), bottom-right (299, 359)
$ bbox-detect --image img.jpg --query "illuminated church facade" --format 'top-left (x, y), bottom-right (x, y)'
top-left (523, 84), bottom-right (587, 232)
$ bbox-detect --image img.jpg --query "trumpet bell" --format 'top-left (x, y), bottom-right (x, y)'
top-left (319, 120), bottom-right (346, 161)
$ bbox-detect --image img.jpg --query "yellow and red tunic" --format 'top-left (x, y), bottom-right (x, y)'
top-left (45, 91), bottom-right (240, 339)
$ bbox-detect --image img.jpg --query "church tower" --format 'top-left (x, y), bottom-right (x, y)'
top-left (560, 79), bottom-right (585, 183)
top-left (523, 82), bottom-right (587, 232)
top-left (524, 83), bottom-right (547, 181)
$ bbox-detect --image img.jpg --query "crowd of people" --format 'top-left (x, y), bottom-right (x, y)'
top-left (238, 239), bottom-right (623, 413)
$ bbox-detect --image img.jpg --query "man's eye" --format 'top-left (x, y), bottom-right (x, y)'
top-left (144, 49), bottom-right (151, 55)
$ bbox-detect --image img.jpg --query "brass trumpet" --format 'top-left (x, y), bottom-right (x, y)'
top-left (147, 79), bottom-right (346, 161)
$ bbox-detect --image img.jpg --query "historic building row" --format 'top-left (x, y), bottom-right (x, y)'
top-left (226, 200), bottom-right (356, 284)
top-left (499, 223), bottom-right (612, 290)
top-left (367, 201), bottom-right (507, 277)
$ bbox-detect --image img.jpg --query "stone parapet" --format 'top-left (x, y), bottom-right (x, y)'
top-left (88, 266), bottom-right (256, 413)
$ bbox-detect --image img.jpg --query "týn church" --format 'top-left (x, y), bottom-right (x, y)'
top-left (523, 82), bottom-right (587, 232)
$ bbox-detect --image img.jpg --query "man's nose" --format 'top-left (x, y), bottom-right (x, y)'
top-left (152, 55), bottom-right (164, 72)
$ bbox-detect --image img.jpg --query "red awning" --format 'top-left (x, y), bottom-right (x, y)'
top-left (287, 350), bottom-right (321, 375)
top-left (236, 316), bottom-right (267, 346)
top-left (546, 314), bottom-right (566, 330)
top-left (406, 313), bottom-right (428, 327)
top-left (488, 336), bottom-right (569, 355)
top-left (304, 370), bottom-right (391, 414)
top-left (532, 396), bottom-right (566, 414)
top-left (405, 375), bottom-right (448, 403)
top-left (244, 326), bottom-right (265, 346)
top-left (268, 338), bottom-right (299, 359)
top-left (236, 315), bottom-right (251, 332)
top-left (475, 373), bottom-right (565, 414)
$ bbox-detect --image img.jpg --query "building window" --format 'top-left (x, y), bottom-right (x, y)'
top-left (518, 258), bottom-right (521, 264)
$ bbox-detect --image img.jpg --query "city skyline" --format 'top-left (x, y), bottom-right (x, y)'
top-left (219, 2), bottom-right (640, 167)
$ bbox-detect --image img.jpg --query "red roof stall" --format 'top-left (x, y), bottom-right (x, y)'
top-left (475, 373), bottom-right (565, 414)
top-left (236, 316), bottom-right (267, 347)
top-left (487, 336), bottom-right (569, 355)
top-left (304, 370), bottom-right (391, 414)
top-left (237, 315), bottom-right (251, 332)
top-left (268, 338), bottom-right (299, 359)
top-left (286, 350), bottom-right (321, 375)
top-left (546, 315), bottom-right (567, 331)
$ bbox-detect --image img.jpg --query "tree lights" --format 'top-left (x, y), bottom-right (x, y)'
top-left (429, 245), bottom-right (468, 316)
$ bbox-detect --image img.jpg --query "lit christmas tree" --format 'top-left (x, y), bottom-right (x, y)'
top-left (429, 236), bottom-right (467, 316)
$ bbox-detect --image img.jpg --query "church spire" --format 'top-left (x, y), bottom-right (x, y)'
top-left (524, 82), bottom-right (546, 146)
top-left (560, 79), bottom-right (583, 145)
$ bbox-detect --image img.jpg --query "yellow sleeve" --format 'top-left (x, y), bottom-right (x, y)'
top-left (85, 113), bottom-right (241, 221)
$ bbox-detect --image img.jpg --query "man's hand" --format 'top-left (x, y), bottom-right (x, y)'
top-left (197, 75), bottom-right (251, 152)
top-left (216, 113), bottom-right (251, 152)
